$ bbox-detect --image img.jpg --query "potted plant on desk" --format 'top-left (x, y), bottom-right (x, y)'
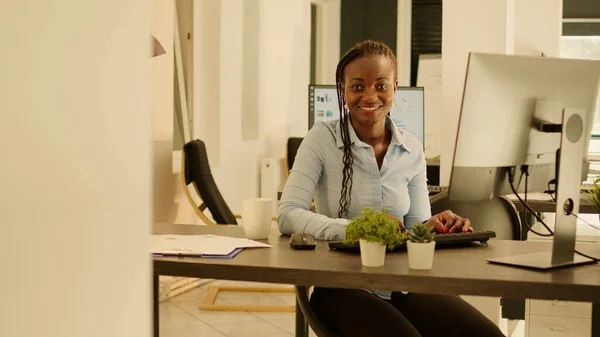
top-left (407, 223), bottom-right (436, 270)
top-left (584, 176), bottom-right (600, 219)
top-left (343, 208), bottom-right (406, 267)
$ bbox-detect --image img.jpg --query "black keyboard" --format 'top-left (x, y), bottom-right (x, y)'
top-left (328, 230), bottom-right (496, 252)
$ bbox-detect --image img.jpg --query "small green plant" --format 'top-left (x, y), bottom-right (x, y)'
top-left (407, 222), bottom-right (435, 243)
top-left (585, 176), bottom-right (600, 213)
top-left (343, 208), bottom-right (406, 249)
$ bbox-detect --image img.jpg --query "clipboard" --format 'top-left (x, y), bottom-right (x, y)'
top-left (152, 248), bottom-right (244, 259)
top-left (151, 234), bottom-right (270, 259)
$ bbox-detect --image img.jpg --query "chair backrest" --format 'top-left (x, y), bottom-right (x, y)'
top-left (183, 139), bottom-right (238, 225)
top-left (429, 191), bottom-right (522, 240)
top-left (294, 286), bottom-right (338, 337)
top-left (286, 137), bottom-right (304, 173)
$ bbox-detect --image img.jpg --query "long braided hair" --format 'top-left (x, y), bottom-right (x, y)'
top-left (335, 40), bottom-right (398, 218)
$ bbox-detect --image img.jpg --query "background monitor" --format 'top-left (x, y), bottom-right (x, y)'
top-left (450, 52), bottom-right (600, 269)
top-left (308, 85), bottom-right (425, 146)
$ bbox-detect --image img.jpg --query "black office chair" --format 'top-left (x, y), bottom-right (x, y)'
top-left (429, 190), bottom-right (522, 240)
top-left (181, 139), bottom-right (294, 312)
top-left (430, 190), bottom-right (524, 320)
top-left (295, 286), bottom-right (338, 337)
top-left (286, 137), bottom-right (304, 174)
top-left (182, 139), bottom-right (237, 225)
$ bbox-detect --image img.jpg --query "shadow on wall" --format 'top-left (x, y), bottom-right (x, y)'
top-left (153, 140), bottom-right (178, 225)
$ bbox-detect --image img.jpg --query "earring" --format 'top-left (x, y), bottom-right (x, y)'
top-left (344, 103), bottom-right (348, 110)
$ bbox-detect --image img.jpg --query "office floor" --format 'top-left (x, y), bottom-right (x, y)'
top-left (159, 279), bottom-right (525, 337)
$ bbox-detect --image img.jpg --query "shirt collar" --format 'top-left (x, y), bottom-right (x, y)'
top-left (334, 115), bottom-right (411, 153)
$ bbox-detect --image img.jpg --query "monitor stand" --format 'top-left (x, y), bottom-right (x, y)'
top-left (488, 108), bottom-right (596, 270)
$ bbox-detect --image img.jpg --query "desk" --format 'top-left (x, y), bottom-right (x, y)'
top-left (508, 193), bottom-right (598, 214)
top-left (153, 223), bottom-right (600, 337)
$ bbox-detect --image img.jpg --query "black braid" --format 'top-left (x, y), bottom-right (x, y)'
top-left (335, 40), bottom-right (398, 218)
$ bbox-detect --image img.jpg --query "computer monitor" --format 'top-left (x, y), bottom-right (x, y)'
top-left (450, 52), bottom-right (600, 270)
top-left (308, 85), bottom-right (425, 146)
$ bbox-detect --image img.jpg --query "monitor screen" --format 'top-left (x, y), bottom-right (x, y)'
top-left (308, 85), bottom-right (425, 146)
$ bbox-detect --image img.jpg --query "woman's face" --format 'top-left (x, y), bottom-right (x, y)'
top-left (340, 55), bottom-right (397, 127)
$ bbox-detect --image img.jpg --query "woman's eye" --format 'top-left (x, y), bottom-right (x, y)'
top-left (377, 84), bottom-right (388, 90)
top-left (351, 84), bottom-right (363, 91)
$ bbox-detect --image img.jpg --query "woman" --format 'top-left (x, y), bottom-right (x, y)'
top-left (277, 40), bottom-right (504, 337)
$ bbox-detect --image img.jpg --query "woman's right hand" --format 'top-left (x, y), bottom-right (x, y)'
top-left (387, 215), bottom-right (407, 233)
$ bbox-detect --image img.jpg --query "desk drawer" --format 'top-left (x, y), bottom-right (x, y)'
top-left (529, 315), bottom-right (591, 337)
top-left (529, 299), bottom-right (592, 318)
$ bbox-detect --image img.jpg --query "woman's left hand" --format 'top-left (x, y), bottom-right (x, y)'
top-left (425, 210), bottom-right (472, 234)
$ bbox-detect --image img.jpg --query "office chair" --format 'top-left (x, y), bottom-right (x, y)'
top-left (286, 137), bottom-right (304, 173)
top-left (429, 190), bottom-right (522, 240)
top-left (295, 286), bottom-right (338, 337)
top-left (430, 190), bottom-right (524, 321)
top-left (181, 139), bottom-right (294, 312)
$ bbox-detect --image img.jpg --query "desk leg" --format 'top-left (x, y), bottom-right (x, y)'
top-left (593, 303), bottom-right (600, 337)
top-left (295, 297), bottom-right (308, 337)
top-left (154, 274), bottom-right (159, 337)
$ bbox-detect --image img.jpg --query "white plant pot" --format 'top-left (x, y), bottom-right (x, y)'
top-left (359, 239), bottom-right (387, 267)
top-left (407, 241), bottom-right (436, 270)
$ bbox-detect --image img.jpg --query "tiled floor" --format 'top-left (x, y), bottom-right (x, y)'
top-left (160, 279), bottom-right (525, 337)
top-left (160, 280), bottom-right (316, 337)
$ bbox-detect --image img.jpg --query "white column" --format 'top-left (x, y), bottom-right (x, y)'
top-left (0, 1), bottom-right (151, 336)
top-left (396, 0), bottom-right (412, 86)
top-left (193, 0), bottom-right (222, 165)
top-left (514, 0), bottom-right (563, 57)
top-left (441, 0), bottom-right (516, 185)
top-left (315, 0), bottom-right (341, 85)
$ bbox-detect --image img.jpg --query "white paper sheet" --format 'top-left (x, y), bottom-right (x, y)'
top-left (151, 234), bottom-right (271, 256)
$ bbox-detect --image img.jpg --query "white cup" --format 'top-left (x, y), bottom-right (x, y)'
top-left (241, 197), bottom-right (273, 239)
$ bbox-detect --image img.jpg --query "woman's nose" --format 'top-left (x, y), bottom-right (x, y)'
top-left (361, 87), bottom-right (378, 100)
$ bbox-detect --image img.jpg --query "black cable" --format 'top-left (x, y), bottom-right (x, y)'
top-left (508, 169), bottom-right (554, 236)
top-left (572, 249), bottom-right (599, 261)
top-left (570, 212), bottom-right (600, 231)
top-left (524, 170), bottom-right (528, 230)
top-left (547, 181), bottom-right (557, 203)
top-left (509, 168), bottom-right (599, 261)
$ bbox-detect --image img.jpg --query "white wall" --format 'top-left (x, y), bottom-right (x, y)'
top-left (0, 1), bottom-right (151, 336)
top-left (440, 0), bottom-right (563, 185)
top-left (441, 0), bottom-right (516, 185)
top-left (193, 0), bottom-right (314, 213)
top-left (152, 0), bottom-right (180, 225)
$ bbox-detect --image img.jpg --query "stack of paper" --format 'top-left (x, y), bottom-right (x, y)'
top-left (152, 234), bottom-right (272, 258)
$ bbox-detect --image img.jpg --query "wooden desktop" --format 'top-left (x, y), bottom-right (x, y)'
top-left (153, 223), bottom-right (600, 337)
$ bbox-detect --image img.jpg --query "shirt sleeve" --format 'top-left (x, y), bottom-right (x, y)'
top-left (277, 125), bottom-right (350, 241)
top-left (403, 150), bottom-right (432, 229)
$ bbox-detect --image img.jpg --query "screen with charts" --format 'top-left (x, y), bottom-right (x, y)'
top-left (308, 85), bottom-right (424, 146)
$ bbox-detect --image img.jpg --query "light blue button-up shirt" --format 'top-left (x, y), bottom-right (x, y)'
top-left (278, 116), bottom-right (432, 241)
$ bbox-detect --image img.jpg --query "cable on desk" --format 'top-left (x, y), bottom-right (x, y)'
top-left (508, 169), bottom-right (600, 262)
top-left (570, 212), bottom-right (600, 231)
top-left (508, 169), bottom-right (553, 237)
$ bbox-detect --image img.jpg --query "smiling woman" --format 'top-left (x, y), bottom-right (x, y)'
top-left (334, 41), bottom-right (399, 217)
top-left (277, 40), bottom-right (502, 337)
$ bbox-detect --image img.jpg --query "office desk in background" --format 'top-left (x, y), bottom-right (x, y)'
top-left (508, 192), bottom-right (598, 214)
top-left (153, 224), bottom-right (600, 337)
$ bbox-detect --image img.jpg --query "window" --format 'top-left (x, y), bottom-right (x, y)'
top-left (560, 36), bottom-right (600, 181)
top-left (560, 34), bottom-right (600, 225)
